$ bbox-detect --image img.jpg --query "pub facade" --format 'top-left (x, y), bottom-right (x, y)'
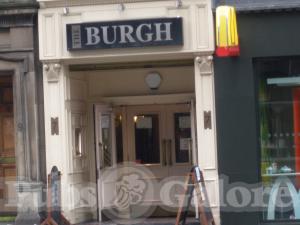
top-left (37, 0), bottom-right (219, 224)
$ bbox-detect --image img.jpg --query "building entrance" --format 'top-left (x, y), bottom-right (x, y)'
top-left (95, 102), bottom-right (197, 220)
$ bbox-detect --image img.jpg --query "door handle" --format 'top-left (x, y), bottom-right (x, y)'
top-left (188, 138), bottom-right (193, 165)
top-left (162, 139), bottom-right (167, 166)
top-left (167, 139), bottom-right (172, 166)
top-left (99, 142), bottom-right (104, 169)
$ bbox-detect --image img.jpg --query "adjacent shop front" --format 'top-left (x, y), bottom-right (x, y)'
top-left (38, 0), bottom-right (220, 224)
top-left (214, 3), bottom-right (300, 225)
top-left (0, 2), bottom-right (46, 225)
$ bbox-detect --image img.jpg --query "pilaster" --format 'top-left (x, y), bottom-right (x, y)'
top-left (194, 55), bottom-right (220, 225)
top-left (42, 62), bottom-right (69, 215)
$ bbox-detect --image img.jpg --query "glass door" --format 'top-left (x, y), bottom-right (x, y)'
top-left (165, 103), bottom-right (194, 175)
top-left (127, 105), bottom-right (168, 206)
top-left (126, 103), bottom-right (195, 205)
top-left (127, 105), bottom-right (168, 168)
top-left (95, 103), bottom-right (197, 219)
top-left (94, 104), bottom-right (117, 221)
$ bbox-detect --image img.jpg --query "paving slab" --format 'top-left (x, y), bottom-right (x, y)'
top-left (78, 217), bottom-right (199, 225)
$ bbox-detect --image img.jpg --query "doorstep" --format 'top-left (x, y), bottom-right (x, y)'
top-left (77, 217), bottom-right (199, 225)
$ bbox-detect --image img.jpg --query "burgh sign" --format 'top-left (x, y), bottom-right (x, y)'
top-left (66, 18), bottom-right (183, 51)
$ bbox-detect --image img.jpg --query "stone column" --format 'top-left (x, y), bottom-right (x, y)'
top-left (15, 56), bottom-right (45, 225)
top-left (194, 55), bottom-right (220, 225)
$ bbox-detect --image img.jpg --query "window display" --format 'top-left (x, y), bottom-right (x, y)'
top-left (258, 58), bottom-right (300, 221)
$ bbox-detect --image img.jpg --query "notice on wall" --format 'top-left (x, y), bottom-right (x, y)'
top-left (101, 115), bottom-right (110, 129)
top-left (179, 116), bottom-right (191, 129)
top-left (180, 138), bottom-right (190, 151)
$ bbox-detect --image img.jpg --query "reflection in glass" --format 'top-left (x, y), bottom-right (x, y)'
top-left (174, 113), bottom-right (191, 163)
top-left (258, 58), bottom-right (300, 221)
top-left (115, 114), bottom-right (123, 163)
top-left (101, 114), bottom-right (112, 167)
top-left (134, 114), bottom-right (160, 164)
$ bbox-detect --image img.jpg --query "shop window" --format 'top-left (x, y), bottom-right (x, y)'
top-left (257, 58), bottom-right (300, 221)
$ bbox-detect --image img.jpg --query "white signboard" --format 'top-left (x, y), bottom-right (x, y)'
top-left (180, 138), bottom-right (190, 151)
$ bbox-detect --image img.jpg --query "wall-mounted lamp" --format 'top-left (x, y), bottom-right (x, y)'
top-left (63, 7), bottom-right (69, 15)
top-left (176, 0), bottom-right (183, 8)
top-left (118, 3), bottom-right (125, 12)
top-left (145, 72), bottom-right (162, 90)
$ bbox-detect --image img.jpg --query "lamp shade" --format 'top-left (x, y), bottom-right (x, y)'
top-left (215, 6), bottom-right (240, 57)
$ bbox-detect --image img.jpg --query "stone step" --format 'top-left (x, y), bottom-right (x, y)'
top-left (79, 217), bottom-right (199, 225)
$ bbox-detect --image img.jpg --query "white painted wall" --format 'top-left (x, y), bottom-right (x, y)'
top-left (70, 66), bottom-right (194, 98)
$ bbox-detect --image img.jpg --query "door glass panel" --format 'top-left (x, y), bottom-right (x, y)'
top-left (134, 114), bottom-right (160, 164)
top-left (115, 114), bottom-right (123, 163)
top-left (101, 114), bottom-right (112, 167)
top-left (174, 113), bottom-right (191, 163)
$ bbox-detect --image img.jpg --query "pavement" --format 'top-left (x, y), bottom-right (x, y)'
top-left (78, 217), bottom-right (199, 225)
top-left (0, 217), bottom-right (199, 225)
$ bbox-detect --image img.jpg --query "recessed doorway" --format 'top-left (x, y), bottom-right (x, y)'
top-left (95, 102), bottom-right (197, 220)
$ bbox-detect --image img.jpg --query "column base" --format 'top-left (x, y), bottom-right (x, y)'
top-left (15, 182), bottom-right (45, 225)
top-left (15, 212), bottom-right (41, 225)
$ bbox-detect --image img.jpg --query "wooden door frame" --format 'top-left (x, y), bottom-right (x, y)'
top-left (126, 104), bottom-right (165, 165)
top-left (164, 103), bottom-right (193, 167)
top-left (0, 57), bottom-right (37, 183)
top-left (93, 96), bottom-right (197, 219)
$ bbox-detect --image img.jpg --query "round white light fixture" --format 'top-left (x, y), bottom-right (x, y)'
top-left (145, 72), bottom-right (162, 90)
top-left (145, 72), bottom-right (161, 90)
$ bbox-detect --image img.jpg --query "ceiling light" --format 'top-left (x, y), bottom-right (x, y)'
top-left (145, 72), bottom-right (162, 90)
